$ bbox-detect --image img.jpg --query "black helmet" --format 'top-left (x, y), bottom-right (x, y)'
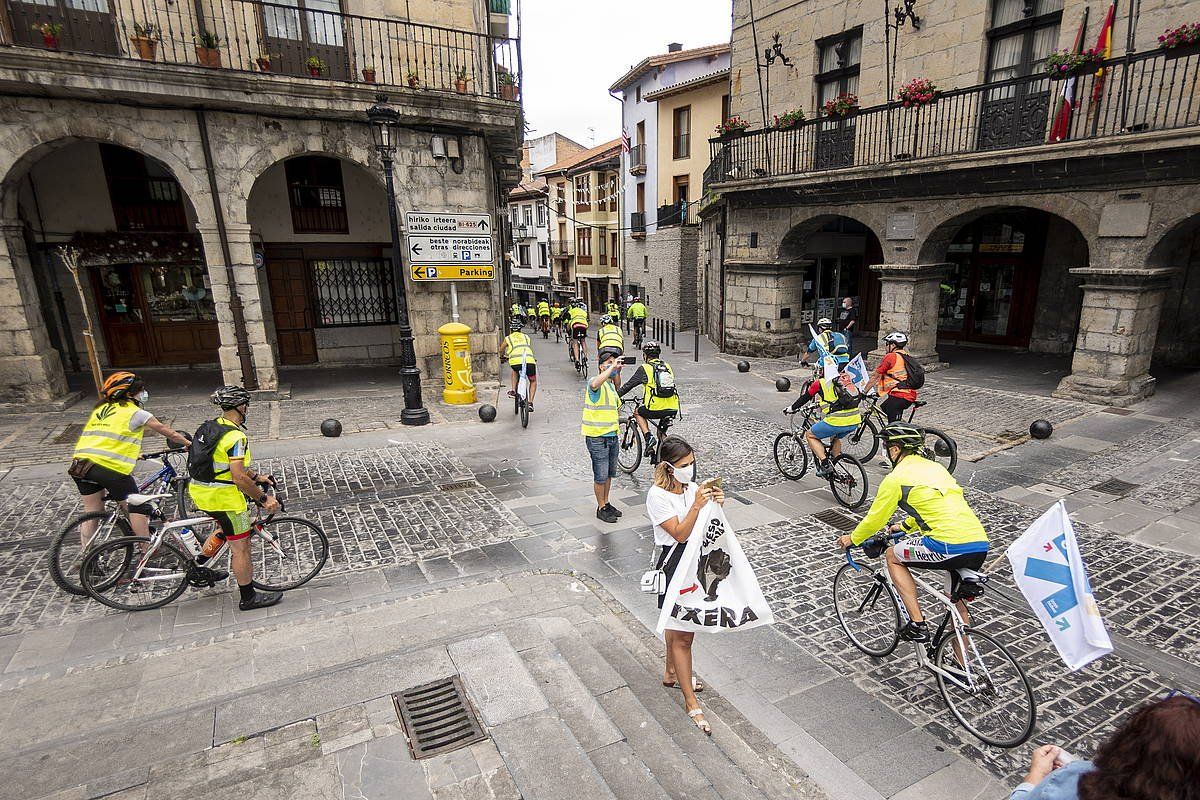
top-left (509, 318), bottom-right (523, 331)
top-left (880, 422), bottom-right (924, 454)
top-left (211, 385), bottom-right (252, 410)
top-left (598, 346), bottom-right (622, 363)
top-left (642, 340), bottom-right (661, 359)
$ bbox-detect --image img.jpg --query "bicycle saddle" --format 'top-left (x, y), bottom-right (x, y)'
top-left (125, 492), bottom-right (172, 506)
top-left (954, 568), bottom-right (987, 582)
top-left (912, 400), bottom-right (928, 408)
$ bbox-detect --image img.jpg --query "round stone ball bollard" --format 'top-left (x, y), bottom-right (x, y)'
top-left (1029, 419), bottom-right (1053, 440)
top-left (775, 377), bottom-right (791, 392)
top-left (478, 404), bottom-right (497, 423)
top-left (737, 360), bottom-right (751, 373)
top-left (320, 418), bottom-right (342, 438)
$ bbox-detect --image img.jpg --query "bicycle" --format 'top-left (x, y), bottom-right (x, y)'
top-left (616, 399), bottom-right (676, 474)
top-left (832, 530), bottom-right (1036, 748)
top-left (630, 319), bottom-right (646, 350)
top-left (839, 393), bottom-right (958, 473)
top-left (539, 315), bottom-right (550, 339)
top-left (773, 407), bottom-right (870, 510)
top-left (574, 335), bottom-right (589, 377)
top-left (512, 357), bottom-right (531, 429)
top-left (79, 486), bottom-right (329, 612)
top-left (47, 448), bottom-right (193, 596)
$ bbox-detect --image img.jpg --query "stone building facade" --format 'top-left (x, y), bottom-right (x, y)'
top-left (0, 0), bottom-right (522, 404)
top-left (701, 0), bottom-right (1200, 405)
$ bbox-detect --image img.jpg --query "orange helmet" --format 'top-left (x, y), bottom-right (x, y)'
top-left (100, 371), bottom-right (140, 401)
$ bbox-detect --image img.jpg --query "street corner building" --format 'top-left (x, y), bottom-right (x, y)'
top-left (699, 0), bottom-right (1200, 406)
top-left (0, 0), bottom-right (524, 404)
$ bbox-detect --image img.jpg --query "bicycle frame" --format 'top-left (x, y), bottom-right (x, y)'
top-left (126, 501), bottom-right (284, 583)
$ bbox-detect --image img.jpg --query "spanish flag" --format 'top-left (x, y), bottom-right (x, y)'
top-left (1049, 7), bottom-right (1089, 143)
top-left (1091, 1), bottom-right (1117, 103)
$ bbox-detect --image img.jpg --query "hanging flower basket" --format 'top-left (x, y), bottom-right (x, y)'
top-left (1046, 48), bottom-right (1103, 80)
top-left (898, 78), bottom-right (940, 108)
top-left (1160, 23), bottom-right (1200, 57)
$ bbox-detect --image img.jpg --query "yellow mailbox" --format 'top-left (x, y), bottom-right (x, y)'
top-left (438, 322), bottom-right (476, 404)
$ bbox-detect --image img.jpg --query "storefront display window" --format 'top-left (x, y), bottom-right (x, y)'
top-left (141, 264), bottom-right (216, 323)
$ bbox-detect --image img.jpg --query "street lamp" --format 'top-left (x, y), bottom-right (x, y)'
top-left (367, 94), bottom-right (430, 426)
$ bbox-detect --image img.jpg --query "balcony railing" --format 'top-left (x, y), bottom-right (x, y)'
top-left (513, 223), bottom-right (532, 239)
top-left (630, 211), bottom-right (646, 234)
top-left (629, 143), bottom-right (646, 174)
top-left (705, 49), bottom-right (1200, 188)
top-left (656, 202), bottom-right (691, 228)
top-left (549, 239), bottom-right (572, 257)
top-left (1, 0), bottom-right (521, 100)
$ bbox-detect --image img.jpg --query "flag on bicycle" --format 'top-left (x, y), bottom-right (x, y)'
top-left (844, 353), bottom-right (870, 390)
top-left (656, 501), bottom-right (774, 635)
top-left (1006, 501), bottom-right (1112, 671)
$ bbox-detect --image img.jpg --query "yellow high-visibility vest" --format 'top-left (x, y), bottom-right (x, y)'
top-left (188, 417), bottom-right (252, 512)
top-left (598, 324), bottom-right (623, 351)
top-left (818, 379), bottom-right (862, 427)
top-left (581, 381), bottom-right (619, 437)
top-left (568, 307), bottom-right (588, 327)
top-left (72, 402), bottom-right (146, 475)
top-left (504, 332), bottom-right (537, 366)
top-left (641, 361), bottom-right (680, 412)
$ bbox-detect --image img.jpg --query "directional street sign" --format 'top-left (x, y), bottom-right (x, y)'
top-left (405, 212), bottom-right (491, 236)
top-left (407, 234), bottom-right (493, 265)
top-left (411, 264), bottom-right (495, 282)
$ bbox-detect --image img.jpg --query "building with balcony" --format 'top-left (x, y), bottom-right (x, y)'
top-left (612, 42), bottom-right (730, 327)
top-left (0, 0), bottom-right (522, 403)
top-left (701, 0), bottom-right (1200, 405)
top-left (536, 139), bottom-right (622, 313)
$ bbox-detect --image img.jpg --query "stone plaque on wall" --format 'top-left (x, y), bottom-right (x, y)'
top-left (886, 212), bottom-right (917, 240)
top-left (1098, 203), bottom-right (1151, 238)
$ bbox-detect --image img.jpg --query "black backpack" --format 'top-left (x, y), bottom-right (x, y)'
top-left (897, 353), bottom-right (926, 390)
top-left (188, 419), bottom-right (234, 483)
top-left (828, 375), bottom-right (860, 411)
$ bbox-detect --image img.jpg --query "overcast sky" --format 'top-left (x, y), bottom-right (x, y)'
top-left (518, 0), bottom-right (732, 147)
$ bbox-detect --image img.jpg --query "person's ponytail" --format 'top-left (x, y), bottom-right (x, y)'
top-left (653, 436), bottom-right (694, 490)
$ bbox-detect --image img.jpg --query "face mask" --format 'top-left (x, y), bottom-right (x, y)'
top-left (671, 462), bottom-right (695, 483)
top-left (136, 390), bottom-right (149, 404)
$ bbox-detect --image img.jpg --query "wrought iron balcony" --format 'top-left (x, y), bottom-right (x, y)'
top-left (630, 211), bottom-right (646, 235)
top-left (1, 0), bottom-right (521, 101)
top-left (629, 143), bottom-right (646, 175)
top-left (705, 49), bottom-right (1200, 189)
top-left (656, 202), bottom-right (690, 228)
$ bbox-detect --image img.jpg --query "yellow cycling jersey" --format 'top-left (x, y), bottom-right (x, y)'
top-left (850, 455), bottom-right (988, 546)
top-left (627, 302), bottom-right (647, 319)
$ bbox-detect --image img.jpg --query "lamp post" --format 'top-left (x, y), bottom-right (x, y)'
top-left (367, 94), bottom-right (430, 426)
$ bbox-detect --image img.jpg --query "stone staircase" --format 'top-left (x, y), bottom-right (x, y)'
top-left (12, 572), bottom-right (825, 800)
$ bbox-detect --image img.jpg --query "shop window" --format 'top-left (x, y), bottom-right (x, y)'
top-left (286, 156), bottom-right (348, 234)
top-left (100, 145), bottom-right (188, 232)
top-left (142, 264), bottom-right (216, 322)
top-left (309, 258), bottom-right (396, 326)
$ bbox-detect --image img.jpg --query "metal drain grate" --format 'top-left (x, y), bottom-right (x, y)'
top-left (54, 423), bottom-right (84, 444)
top-left (1090, 478), bottom-right (1139, 495)
top-left (394, 675), bottom-right (487, 759)
top-left (436, 479), bottom-right (480, 492)
top-left (812, 508), bottom-right (859, 531)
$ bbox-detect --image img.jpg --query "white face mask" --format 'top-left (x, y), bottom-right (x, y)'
top-left (136, 390), bottom-right (149, 404)
top-left (671, 462), bottom-right (695, 484)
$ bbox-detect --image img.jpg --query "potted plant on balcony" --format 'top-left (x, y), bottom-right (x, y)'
top-left (129, 23), bottom-right (158, 61)
top-left (822, 92), bottom-right (859, 118)
top-left (1045, 47), bottom-right (1103, 80)
top-left (32, 22), bottom-right (62, 51)
top-left (498, 69), bottom-right (518, 100)
top-left (305, 55), bottom-right (325, 77)
top-left (1159, 23), bottom-right (1200, 58)
top-left (454, 65), bottom-right (470, 93)
top-left (716, 116), bottom-right (752, 138)
top-left (193, 31), bottom-right (222, 67)
top-left (898, 77), bottom-right (940, 108)
top-left (255, 52), bottom-right (274, 72)
top-left (406, 69), bottom-right (420, 88)
top-left (772, 109), bottom-right (805, 130)
top-left (361, 64), bottom-right (376, 83)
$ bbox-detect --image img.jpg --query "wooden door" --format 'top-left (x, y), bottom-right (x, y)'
top-left (92, 265), bottom-right (152, 366)
top-left (261, 0), bottom-right (350, 81)
top-left (266, 258), bottom-right (318, 364)
top-left (6, 0), bottom-right (119, 54)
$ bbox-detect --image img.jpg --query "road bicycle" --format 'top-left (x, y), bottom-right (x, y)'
top-left (773, 407), bottom-right (870, 509)
top-left (839, 393), bottom-right (958, 473)
top-left (513, 357), bottom-right (531, 429)
top-left (630, 319), bottom-right (646, 350)
top-left (47, 449), bottom-right (192, 596)
top-left (79, 486), bottom-right (329, 612)
top-left (616, 399), bottom-right (676, 474)
top-left (539, 315), bottom-right (550, 339)
top-left (572, 336), bottom-right (589, 377)
top-left (833, 529), bottom-right (1036, 748)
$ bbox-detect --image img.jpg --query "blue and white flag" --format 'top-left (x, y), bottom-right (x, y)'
top-left (1006, 501), bottom-right (1113, 671)
top-left (844, 353), bottom-right (869, 390)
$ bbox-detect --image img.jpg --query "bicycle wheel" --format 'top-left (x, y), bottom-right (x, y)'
top-left (829, 454), bottom-right (869, 510)
top-left (81, 536), bottom-right (191, 612)
top-left (935, 627), bottom-right (1036, 748)
top-left (841, 417), bottom-right (880, 463)
top-left (617, 418), bottom-right (644, 474)
top-left (832, 561), bottom-right (901, 657)
top-left (520, 398), bottom-right (529, 428)
top-left (47, 511), bottom-right (134, 596)
top-left (252, 517), bottom-right (330, 591)
top-left (922, 428), bottom-right (958, 474)
top-left (772, 432), bottom-right (809, 480)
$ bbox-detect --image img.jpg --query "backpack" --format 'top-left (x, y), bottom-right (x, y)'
top-left (896, 353), bottom-right (926, 390)
top-left (650, 361), bottom-right (677, 398)
top-left (827, 374), bottom-right (860, 411)
top-left (188, 419), bottom-right (234, 483)
top-left (821, 331), bottom-right (850, 358)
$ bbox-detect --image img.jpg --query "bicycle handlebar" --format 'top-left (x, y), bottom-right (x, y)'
top-left (140, 447), bottom-right (187, 460)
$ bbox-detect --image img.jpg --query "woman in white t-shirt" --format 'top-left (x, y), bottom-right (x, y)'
top-left (645, 435), bottom-right (724, 736)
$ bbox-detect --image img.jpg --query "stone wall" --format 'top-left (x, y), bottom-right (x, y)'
top-left (1029, 215), bottom-right (1087, 354)
top-left (639, 225), bottom-right (700, 329)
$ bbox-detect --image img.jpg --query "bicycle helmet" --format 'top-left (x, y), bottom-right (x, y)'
top-left (883, 330), bottom-right (909, 347)
top-left (642, 340), bottom-right (661, 359)
top-left (880, 422), bottom-right (924, 454)
top-left (816, 317), bottom-right (833, 330)
top-left (509, 318), bottom-right (524, 331)
top-left (100, 371), bottom-right (140, 401)
top-left (211, 385), bottom-right (252, 410)
top-left (600, 314), bottom-right (614, 326)
top-left (598, 346), bottom-right (622, 363)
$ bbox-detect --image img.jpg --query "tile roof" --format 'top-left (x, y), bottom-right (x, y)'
top-left (642, 68), bottom-right (731, 101)
top-left (609, 42), bottom-right (731, 92)
top-left (535, 138), bottom-right (622, 176)
top-left (509, 178), bottom-right (548, 199)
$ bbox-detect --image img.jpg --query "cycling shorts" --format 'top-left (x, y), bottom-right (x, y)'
top-left (208, 508), bottom-right (254, 541)
top-left (893, 537), bottom-right (987, 572)
top-left (510, 364), bottom-right (537, 377)
top-left (810, 420), bottom-right (858, 440)
top-left (636, 407), bottom-right (677, 422)
top-left (571, 325), bottom-right (588, 340)
top-left (71, 460), bottom-right (139, 501)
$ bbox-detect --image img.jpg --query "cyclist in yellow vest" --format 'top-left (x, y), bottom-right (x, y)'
top-left (596, 314), bottom-right (624, 360)
top-left (790, 369), bottom-right (862, 477)
top-left (605, 299), bottom-right (621, 321)
top-left (617, 341), bottom-right (679, 454)
top-left (584, 349), bottom-right (624, 524)
top-left (568, 300), bottom-right (589, 365)
top-left (536, 298), bottom-right (551, 336)
top-left (627, 297), bottom-right (648, 343)
top-left (501, 318), bottom-right (538, 411)
top-left (188, 385), bottom-right (282, 611)
top-left (70, 371), bottom-right (193, 542)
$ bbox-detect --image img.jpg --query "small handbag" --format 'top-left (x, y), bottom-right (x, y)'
top-left (67, 458), bottom-right (94, 479)
top-left (640, 543), bottom-right (676, 594)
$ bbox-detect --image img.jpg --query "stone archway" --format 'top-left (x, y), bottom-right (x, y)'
top-left (1147, 213), bottom-right (1200, 368)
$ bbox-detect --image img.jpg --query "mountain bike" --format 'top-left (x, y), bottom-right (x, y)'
top-left (833, 530), bottom-right (1036, 748)
top-left (616, 399), bottom-right (676, 474)
top-left (773, 407), bottom-right (869, 509)
top-left (79, 486), bottom-right (328, 612)
top-left (838, 393), bottom-right (958, 473)
top-left (47, 449), bottom-right (192, 596)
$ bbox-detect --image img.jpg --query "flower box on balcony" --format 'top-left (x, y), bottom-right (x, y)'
top-left (1159, 23), bottom-right (1200, 57)
top-left (193, 32), bottom-right (222, 68)
top-left (130, 34), bottom-right (157, 62)
top-left (1164, 41), bottom-right (1200, 59)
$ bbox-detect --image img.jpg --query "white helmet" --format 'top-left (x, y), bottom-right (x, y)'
top-left (816, 317), bottom-right (833, 330)
top-left (883, 331), bottom-right (909, 347)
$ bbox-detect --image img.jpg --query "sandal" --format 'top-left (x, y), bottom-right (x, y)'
top-left (688, 708), bottom-right (711, 736)
top-left (662, 677), bottom-right (704, 692)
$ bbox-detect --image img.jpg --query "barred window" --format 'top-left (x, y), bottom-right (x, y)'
top-left (286, 156), bottom-right (348, 234)
top-left (309, 258), bottom-right (397, 327)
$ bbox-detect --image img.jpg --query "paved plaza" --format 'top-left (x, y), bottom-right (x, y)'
top-left (0, 333), bottom-right (1198, 800)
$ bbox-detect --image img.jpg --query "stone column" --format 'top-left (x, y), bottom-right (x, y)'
top-left (197, 223), bottom-right (278, 392)
top-left (0, 221), bottom-right (69, 404)
top-left (869, 263), bottom-right (950, 364)
top-left (1054, 267), bottom-right (1176, 407)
